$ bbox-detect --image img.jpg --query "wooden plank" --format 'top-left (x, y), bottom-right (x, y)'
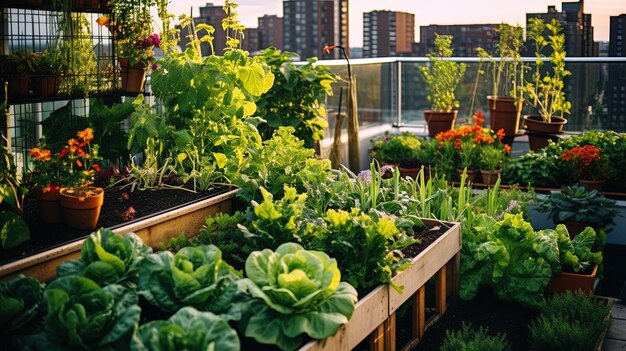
top-left (446, 253), bottom-right (461, 296)
top-left (606, 319), bottom-right (626, 342)
top-left (0, 189), bottom-right (237, 282)
top-left (370, 324), bottom-right (385, 351)
top-left (412, 286), bottom-right (426, 339)
top-left (435, 265), bottom-right (447, 314)
top-left (385, 312), bottom-right (396, 351)
top-left (600, 338), bottom-right (626, 350)
top-left (389, 220), bottom-right (461, 313)
top-left (612, 303), bottom-right (626, 320)
top-left (299, 284), bottom-right (390, 351)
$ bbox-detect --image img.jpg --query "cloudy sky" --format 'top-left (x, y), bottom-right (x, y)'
top-left (167, 0), bottom-right (625, 47)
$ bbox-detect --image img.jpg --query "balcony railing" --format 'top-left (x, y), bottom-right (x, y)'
top-left (308, 57), bottom-right (626, 139)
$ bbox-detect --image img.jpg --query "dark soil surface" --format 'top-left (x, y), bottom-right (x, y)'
top-left (411, 287), bottom-right (540, 351)
top-left (0, 185), bottom-right (234, 265)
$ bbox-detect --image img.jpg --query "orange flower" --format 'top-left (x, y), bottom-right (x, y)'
top-left (96, 15), bottom-right (109, 27)
top-left (496, 129), bottom-right (506, 140)
top-left (29, 148), bottom-right (51, 161)
top-left (76, 159), bottom-right (83, 167)
top-left (77, 128), bottom-right (94, 143)
top-left (473, 111), bottom-right (485, 126)
top-left (504, 144), bottom-right (511, 154)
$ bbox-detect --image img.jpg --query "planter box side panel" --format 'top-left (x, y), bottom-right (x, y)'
top-left (389, 221), bottom-right (461, 312)
top-left (298, 284), bottom-right (389, 351)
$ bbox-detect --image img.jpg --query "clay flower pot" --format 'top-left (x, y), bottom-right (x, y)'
top-left (119, 57), bottom-right (147, 93)
top-left (425, 110), bottom-right (457, 138)
top-left (33, 187), bottom-right (63, 224)
top-left (60, 187), bottom-right (104, 230)
top-left (455, 168), bottom-right (477, 183)
top-left (487, 96), bottom-right (522, 144)
top-left (480, 169), bottom-right (502, 186)
top-left (545, 264), bottom-right (598, 296)
top-left (578, 178), bottom-right (606, 192)
top-left (523, 115), bottom-right (567, 151)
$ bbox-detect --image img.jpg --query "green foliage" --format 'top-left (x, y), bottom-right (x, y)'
top-left (234, 126), bottom-right (329, 204)
top-left (238, 243), bottom-right (357, 351)
top-left (419, 34), bottom-right (467, 112)
top-left (138, 245), bottom-right (242, 319)
top-left (370, 132), bottom-right (422, 166)
top-left (480, 144), bottom-right (506, 171)
top-left (537, 184), bottom-right (619, 228)
top-left (524, 18), bottom-right (571, 122)
top-left (460, 213), bottom-right (559, 308)
top-left (0, 140), bottom-right (29, 249)
top-left (307, 208), bottom-right (418, 292)
top-left (0, 275), bottom-right (44, 334)
top-left (194, 211), bottom-right (253, 270)
top-left (255, 47), bottom-right (339, 147)
top-left (549, 225), bottom-right (603, 273)
top-left (529, 291), bottom-right (610, 351)
top-left (131, 307), bottom-right (240, 351)
top-left (440, 323), bottom-right (510, 351)
top-left (56, 229), bottom-right (153, 288)
top-left (503, 150), bottom-right (562, 188)
top-left (57, 12), bottom-right (98, 96)
top-left (41, 275), bottom-right (140, 350)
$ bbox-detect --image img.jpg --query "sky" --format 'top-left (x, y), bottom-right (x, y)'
top-left (168, 0), bottom-right (626, 47)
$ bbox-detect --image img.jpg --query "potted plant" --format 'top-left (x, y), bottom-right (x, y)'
top-left (31, 48), bottom-right (65, 98)
top-left (560, 145), bottom-right (609, 191)
top-left (480, 23), bottom-right (525, 143)
top-left (523, 18), bottom-right (572, 151)
top-left (537, 184), bottom-right (619, 236)
top-left (27, 139), bottom-right (71, 224)
top-left (99, 0), bottom-right (160, 92)
top-left (479, 144), bottom-right (507, 185)
top-left (0, 51), bottom-right (38, 101)
top-left (370, 132), bottom-right (422, 178)
top-left (415, 138), bottom-right (439, 181)
top-left (58, 128), bottom-right (104, 230)
top-left (419, 34), bottom-right (466, 137)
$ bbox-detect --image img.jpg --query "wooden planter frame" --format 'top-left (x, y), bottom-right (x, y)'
top-left (0, 189), bottom-right (238, 282)
top-left (299, 219), bottom-right (461, 351)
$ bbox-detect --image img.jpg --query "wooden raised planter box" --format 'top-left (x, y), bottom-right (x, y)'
top-left (0, 188), bottom-right (238, 282)
top-left (299, 219), bottom-right (462, 351)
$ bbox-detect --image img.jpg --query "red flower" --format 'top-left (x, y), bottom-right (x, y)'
top-left (92, 164), bottom-right (101, 172)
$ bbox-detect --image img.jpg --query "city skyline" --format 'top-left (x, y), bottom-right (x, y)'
top-left (168, 0), bottom-right (625, 48)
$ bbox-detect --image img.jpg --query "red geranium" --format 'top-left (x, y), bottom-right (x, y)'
top-left (561, 145), bottom-right (607, 181)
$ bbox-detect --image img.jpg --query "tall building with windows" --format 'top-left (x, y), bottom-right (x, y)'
top-left (608, 14), bottom-right (626, 130)
top-left (258, 15), bottom-right (284, 50)
top-left (363, 10), bottom-right (414, 58)
top-left (282, 0), bottom-right (349, 59)
top-left (418, 24), bottom-right (499, 57)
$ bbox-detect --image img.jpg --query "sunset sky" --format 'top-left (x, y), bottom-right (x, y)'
top-left (168, 0), bottom-right (625, 47)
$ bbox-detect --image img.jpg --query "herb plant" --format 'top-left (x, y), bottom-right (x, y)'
top-left (56, 228), bottom-right (153, 288)
top-left (419, 34), bottom-right (466, 112)
top-left (238, 243), bottom-right (357, 351)
top-left (138, 245), bottom-right (242, 319)
top-left (132, 307), bottom-right (240, 351)
top-left (370, 132), bottom-right (422, 167)
top-left (440, 323), bottom-right (510, 351)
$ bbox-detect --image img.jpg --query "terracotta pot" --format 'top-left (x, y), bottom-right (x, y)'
top-left (60, 187), bottom-right (104, 230)
top-left (32, 74), bottom-right (60, 98)
top-left (480, 169), bottom-right (502, 186)
top-left (545, 264), bottom-right (598, 296)
top-left (398, 166), bottom-right (420, 180)
top-left (455, 168), bottom-right (477, 183)
top-left (5, 75), bottom-right (29, 100)
top-left (578, 178), bottom-right (606, 192)
top-left (487, 96), bottom-right (522, 144)
top-left (424, 110), bottom-right (457, 138)
top-left (33, 187), bottom-right (63, 224)
top-left (524, 115), bottom-right (567, 151)
top-left (119, 58), bottom-right (147, 93)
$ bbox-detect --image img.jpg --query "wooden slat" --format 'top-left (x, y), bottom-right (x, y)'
top-left (436, 265), bottom-right (447, 314)
top-left (370, 324), bottom-right (386, 351)
top-left (412, 286), bottom-right (426, 339)
top-left (385, 312), bottom-right (396, 351)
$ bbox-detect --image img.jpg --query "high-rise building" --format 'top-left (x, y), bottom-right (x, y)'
top-left (179, 3), bottom-right (228, 56)
top-left (418, 24), bottom-right (499, 57)
top-left (363, 10), bottom-right (414, 58)
top-left (283, 0), bottom-right (349, 60)
top-left (526, 1), bottom-right (594, 57)
top-left (242, 27), bottom-right (260, 53)
top-left (608, 14), bottom-right (626, 131)
top-left (258, 15), bottom-right (284, 50)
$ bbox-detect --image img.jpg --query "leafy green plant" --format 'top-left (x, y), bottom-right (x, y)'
top-left (138, 245), bottom-right (242, 319)
top-left (0, 275), bottom-right (44, 334)
top-left (238, 242), bottom-right (358, 351)
top-left (480, 23), bottom-right (524, 99)
top-left (0, 139), bottom-right (30, 249)
top-left (131, 306), bottom-right (240, 351)
top-left (56, 228), bottom-right (152, 288)
top-left (194, 211), bottom-right (253, 270)
top-left (419, 34), bottom-right (466, 112)
top-left (537, 184), bottom-right (619, 229)
top-left (255, 47), bottom-right (339, 147)
top-left (524, 18), bottom-right (571, 122)
top-left (459, 213), bottom-right (560, 308)
top-left (548, 225), bottom-right (603, 273)
top-left (480, 144), bottom-right (506, 171)
top-left (440, 322), bottom-right (510, 351)
top-left (503, 149), bottom-right (562, 188)
top-left (370, 132), bottom-right (422, 167)
top-left (529, 291), bottom-right (610, 351)
top-left (41, 275), bottom-right (140, 350)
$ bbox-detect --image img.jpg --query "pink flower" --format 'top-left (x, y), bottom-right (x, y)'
top-left (151, 63), bottom-right (158, 71)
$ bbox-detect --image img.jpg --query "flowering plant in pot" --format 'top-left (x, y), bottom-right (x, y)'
top-left (479, 144), bottom-right (507, 185)
top-left (419, 34), bottom-right (466, 137)
top-left (523, 18), bottom-right (571, 150)
top-left (560, 145), bottom-right (609, 191)
top-left (57, 128), bottom-right (104, 230)
top-left (27, 139), bottom-right (72, 224)
top-left (370, 131), bottom-right (422, 178)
